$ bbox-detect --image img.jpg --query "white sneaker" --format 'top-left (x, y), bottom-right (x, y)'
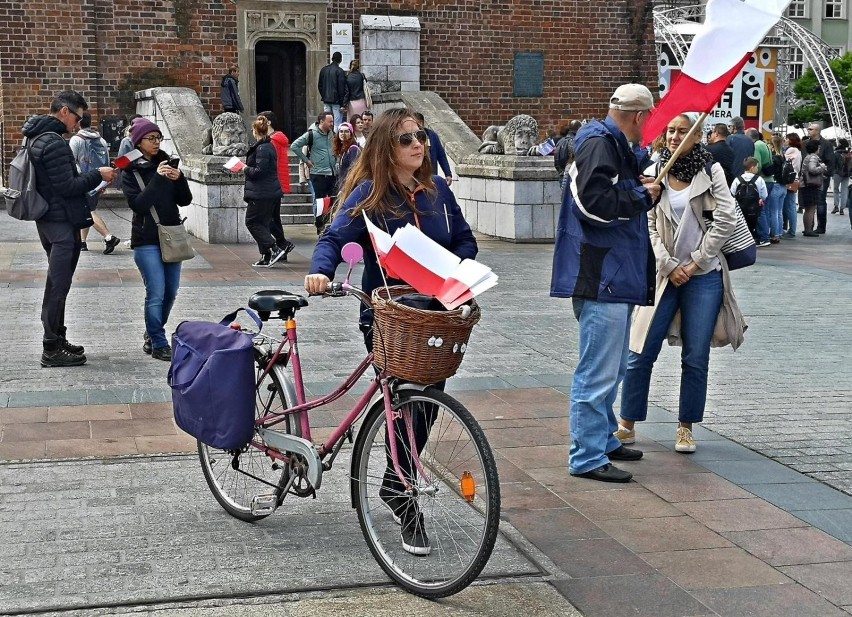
top-left (675, 427), bottom-right (696, 453)
top-left (614, 425), bottom-right (636, 444)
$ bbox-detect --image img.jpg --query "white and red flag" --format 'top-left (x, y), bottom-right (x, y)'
top-left (112, 149), bottom-right (143, 170)
top-left (362, 213), bottom-right (498, 309)
top-left (223, 156), bottom-right (246, 172)
top-left (314, 196), bottom-right (332, 218)
top-left (642, 0), bottom-right (791, 145)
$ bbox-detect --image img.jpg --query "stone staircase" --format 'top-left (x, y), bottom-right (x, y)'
top-left (282, 152), bottom-right (317, 226)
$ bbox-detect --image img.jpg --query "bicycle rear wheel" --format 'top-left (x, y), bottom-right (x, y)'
top-left (351, 387), bottom-right (500, 598)
top-left (198, 349), bottom-right (297, 522)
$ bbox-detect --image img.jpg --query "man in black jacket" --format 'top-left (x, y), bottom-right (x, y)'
top-left (706, 123), bottom-right (736, 186)
top-left (317, 52), bottom-right (348, 129)
top-left (23, 90), bottom-right (116, 367)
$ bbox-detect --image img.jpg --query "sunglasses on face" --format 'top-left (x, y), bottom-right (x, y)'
top-left (397, 129), bottom-right (427, 147)
top-left (66, 107), bottom-right (82, 124)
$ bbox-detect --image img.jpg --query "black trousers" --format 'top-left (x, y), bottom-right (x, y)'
top-left (36, 220), bottom-right (82, 349)
top-left (270, 199), bottom-right (287, 247)
top-left (310, 173), bottom-right (337, 232)
top-left (245, 198), bottom-right (278, 254)
top-left (818, 176), bottom-right (831, 231)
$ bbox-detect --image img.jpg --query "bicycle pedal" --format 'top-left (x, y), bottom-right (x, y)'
top-left (250, 494), bottom-right (277, 515)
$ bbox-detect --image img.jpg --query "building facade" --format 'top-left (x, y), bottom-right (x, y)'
top-left (0, 1), bottom-right (656, 180)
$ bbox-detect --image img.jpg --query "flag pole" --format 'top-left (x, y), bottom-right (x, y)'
top-left (653, 112), bottom-right (710, 184)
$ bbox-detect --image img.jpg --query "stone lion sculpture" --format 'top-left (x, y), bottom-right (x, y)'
top-left (201, 112), bottom-right (249, 156)
top-left (478, 114), bottom-right (539, 155)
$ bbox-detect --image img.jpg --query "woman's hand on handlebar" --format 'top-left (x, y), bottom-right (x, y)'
top-left (304, 273), bottom-right (331, 295)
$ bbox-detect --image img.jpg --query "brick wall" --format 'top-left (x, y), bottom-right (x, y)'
top-left (0, 0), bottom-right (654, 179)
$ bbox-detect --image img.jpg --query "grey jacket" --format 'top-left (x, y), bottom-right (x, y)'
top-left (290, 126), bottom-right (336, 177)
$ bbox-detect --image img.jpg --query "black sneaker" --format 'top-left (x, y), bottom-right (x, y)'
top-left (267, 246), bottom-right (286, 267)
top-left (142, 333), bottom-right (152, 355)
top-left (252, 253), bottom-right (270, 267)
top-left (61, 339), bottom-right (85, 355)
top-left (103, 236), bottom-right (121, 255)
top-left (277, 240), bottom-right (295, 262)
top-left (400, 509), bottom-right (431, 556)
top-left (80, 242), bottom-right (88, 252)
top-left (379, 484), bottom-right (408, 525)
top-left (152, 346), bottom-right (172, 361)
top-left (41, 348), bottom-right (86, 368)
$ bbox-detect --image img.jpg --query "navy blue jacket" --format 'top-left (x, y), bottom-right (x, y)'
top-left (221, 75), bottom-right (243, 112)
top-left (243, 138), bottom-right (283, 201)
top-left (550, 117), bottom-right (655, 306)
top-left (310, 176), bottom-right (477, 324)
top-left (426, 128), bottom-right (452, 178)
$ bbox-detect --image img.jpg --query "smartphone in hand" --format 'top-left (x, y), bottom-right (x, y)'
top-left (168, 158), bottom-right (180, 169)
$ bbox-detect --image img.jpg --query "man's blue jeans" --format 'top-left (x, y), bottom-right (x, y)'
top-left (133, 245), bottom-right (182, 350)
top-left (323, 103), bottom-right (343, 130)
top-left (568, 298), bottom-right (632, 475)
top-left (782, 189), bottom-right (798, 236)
top-left (621, 270), bottom-right (723, 425)
top-left (765, 182), bottom-right (785, 238)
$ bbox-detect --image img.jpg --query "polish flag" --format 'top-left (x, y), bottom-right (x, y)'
top-left (112, 149), bottom-right (143, 170)
top-left (223, 156), bottom-right (245, 172)
top-left (641, 0), bottom-right (791, 145)
top-left (314, 196), bottom-right (332, 218)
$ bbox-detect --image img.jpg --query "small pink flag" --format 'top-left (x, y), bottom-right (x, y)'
top-left (112, 149), bottom-right (143, 170)
top-left (223, 156), bottom-right (246, 172)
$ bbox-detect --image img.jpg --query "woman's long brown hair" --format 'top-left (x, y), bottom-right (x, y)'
top-left (332, 129), bottom-right (357, 157)
top-left (335, 107), bottom-right (435, 220)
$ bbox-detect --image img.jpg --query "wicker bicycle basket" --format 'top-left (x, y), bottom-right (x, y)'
top-left (371, 285), bottom-right (481, 384)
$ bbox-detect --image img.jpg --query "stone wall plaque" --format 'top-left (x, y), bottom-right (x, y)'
top-left (513, 52), bottom-right (544, 98)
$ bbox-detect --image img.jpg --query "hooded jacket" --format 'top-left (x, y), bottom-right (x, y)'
top-left (243, 137), bottom-right (283, 201)
top-left (550, 116), bottom-right (656, 306)
top-left (22, 115), bottom-right (102, 224)
top-left (269, 131), bottom-right (292, 194)
top-left (221, 74), bottom-right (244, 112)
top-left (69, 128), bottom-right (110, 173)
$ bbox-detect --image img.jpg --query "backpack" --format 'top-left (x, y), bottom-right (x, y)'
top-left (779, 158), bottom-right (798, 185)
top-left (763, 153), bottom-right (784, 179)
top-left (3, 134), bottom-right (55, 221)
top-left (553, 134), bottom-right (575, 175)
top-left (80, 137), bottom-right (109, 173)
top-left (734, 175), bottom-right (762, 217)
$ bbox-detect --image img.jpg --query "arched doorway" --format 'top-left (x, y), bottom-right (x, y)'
top-left (254, 40), bottom-right (308, 140)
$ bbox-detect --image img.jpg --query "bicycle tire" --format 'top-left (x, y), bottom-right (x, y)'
top-left (350, 386), bottom-right (500, 598)
top-left (198, 348), bottom-right (297, 522)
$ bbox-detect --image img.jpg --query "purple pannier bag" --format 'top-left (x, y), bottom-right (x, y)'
top-left (169, 309), bottom-right (262, 449)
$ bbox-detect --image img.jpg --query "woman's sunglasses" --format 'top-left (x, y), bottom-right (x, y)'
top-left (397, 129), bottom-right (428, 147)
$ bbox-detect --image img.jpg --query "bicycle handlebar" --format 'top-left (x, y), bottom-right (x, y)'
top-left (309, 282), bottom-right (372, 306)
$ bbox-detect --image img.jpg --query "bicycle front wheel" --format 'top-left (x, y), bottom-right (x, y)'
top-left (351, 386), bottom-right (500, 598)
top-left (198, 349), bottom-right (297, 522)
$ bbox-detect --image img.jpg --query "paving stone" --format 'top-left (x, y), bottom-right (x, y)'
top-left (741, 481), bottom-right (852, 511)
top-left (674, 498), bottom-right (810, 533)
top-left (788, 509), bottom-right (852, 542)
top-left (642, 547), bottom-right (790, 590)
top-left (597, 515), bottom-right (734, 553)
top-left (693, 583), bottom-right (849, 617)
top-left (724, 527), bottom-right (852, 566)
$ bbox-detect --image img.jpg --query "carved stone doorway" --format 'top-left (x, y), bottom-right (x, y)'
top-left (255, 40), bottom-right (307, 139)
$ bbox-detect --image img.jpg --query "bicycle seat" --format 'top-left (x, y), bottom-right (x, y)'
top-left (249, 290), bottom-right (308, 319)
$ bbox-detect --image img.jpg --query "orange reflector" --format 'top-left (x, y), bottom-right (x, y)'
top-left (460, 470), bottom-right (476, 502)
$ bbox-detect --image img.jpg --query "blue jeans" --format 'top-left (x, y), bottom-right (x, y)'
top-left (833, 175), bottom-right (849, 210)
top-left (783, 189), bottom-right (798, 236)
top-left (765, 182), bottom-right (785, 238)
top-left (756, 202), bottom-right (770, 243)
top-left (323, 103), bottom-right (344, 130)
top-left (134, 245), bottom-right (182, 349)
top-left (621, 270), bottom-right (723, 425)
top-left (568, 299), bottom-right (632, 475)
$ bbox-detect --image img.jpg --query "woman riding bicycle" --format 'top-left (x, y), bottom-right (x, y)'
top-left (305, 107), bottom-right (477, 556)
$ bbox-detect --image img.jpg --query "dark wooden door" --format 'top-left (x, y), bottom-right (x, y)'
top-left (255, 40), bottom-right (307, 142)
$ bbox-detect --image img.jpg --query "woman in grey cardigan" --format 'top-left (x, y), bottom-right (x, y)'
top-left (615, 112), bottom-right (745, 454)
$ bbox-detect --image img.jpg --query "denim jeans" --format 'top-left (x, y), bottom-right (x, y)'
top-left (756, 202), bottom-right (770, 243)
top-left (833, 175), bottom-right (849, 210)
top-left (620, 270), bottom-right (723, 425)
top-left (783, 189), bottom-right (798, 236)
top-left (568, 298), bottom-right (632, 475)
top-left (765, 182), bottom-right (785, 238)
top-left (133, 245), bottom-right (182, 349)
top-left (323, 103), bottom-right (344, 130)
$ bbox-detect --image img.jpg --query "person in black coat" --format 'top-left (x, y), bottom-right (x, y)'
top-left (234, 115), bottom-right (292, 267)
top-left (706, 123), bottom-right (736, 186)
top-left (318, 52), bottom-right (348, 129)
top-left (121, 119), bottom-right (192, 361)
top-left (23, 90), bottom-right (116, 367)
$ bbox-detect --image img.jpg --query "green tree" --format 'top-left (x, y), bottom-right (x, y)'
top-left (789, 52), bottom-right (852, 126)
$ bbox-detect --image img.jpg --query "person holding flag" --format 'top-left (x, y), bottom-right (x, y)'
top-left (305, 107), bottom-right (477, 556)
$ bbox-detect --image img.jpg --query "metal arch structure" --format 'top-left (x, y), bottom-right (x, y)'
top-left (653, 4), bottom-right (849, 138)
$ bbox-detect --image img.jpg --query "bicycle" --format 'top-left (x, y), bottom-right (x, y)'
top-left (195, 246), bottom-right (500, 598)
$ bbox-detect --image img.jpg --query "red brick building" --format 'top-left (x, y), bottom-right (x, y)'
top-left (0, 0), bottom-right (655, 180)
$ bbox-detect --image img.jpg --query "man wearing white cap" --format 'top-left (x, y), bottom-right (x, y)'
top-left (550, 83), bottom-right (661, 483)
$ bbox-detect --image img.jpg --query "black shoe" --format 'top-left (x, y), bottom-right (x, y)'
top-left (252, 253), bottom-right (270, 267)
top-left (142, 333), bottom-right (152, 355)
top-left (277, 240), bottom-right (295, 262)
top-left (151, 346), bottom-right (172, 361)
top-left (80, 242), bottom-right (88, 252)
top-left (803, 231), bottom-right (820, 237)
top-left (267, 246), bottom-right (286, 267)
top-left (379, 484), bottom-right (409, 525)
top-left (607, 445), bottom-right (644, 461)
top-left (831, 208), bottom-right (839, 214)
top-left (103, 236), bottom-right (121, 255)
top-left (41, 347), bottom-right (87, 368)
top-left (400, 509), bottom-right (431, 556)
top-left (61, 339), bottom-right (85, 355)
top-left (572, 463), bottom-right (632, 483)
top-left (815, 228), bottom-right (826, 234)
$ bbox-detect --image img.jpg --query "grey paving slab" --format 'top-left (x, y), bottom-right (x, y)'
top-left (698, 459), bottom-right (817, 485)
top-left (789, 509), bottom-right (852, 543)
top-left (742, 482), bottom-right (852, 512)
top-left (0, 455), bottom-right (539, 614)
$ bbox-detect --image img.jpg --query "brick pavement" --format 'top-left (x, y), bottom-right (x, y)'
top-left (1, 209), bottom-right (852, 616)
